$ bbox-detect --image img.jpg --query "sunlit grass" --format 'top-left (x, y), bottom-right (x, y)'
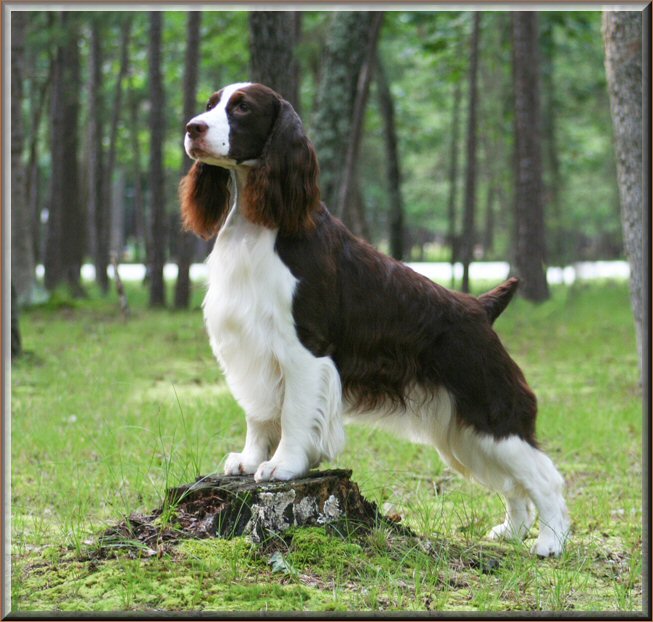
top-left (10, 279), bottom-right (643, 612)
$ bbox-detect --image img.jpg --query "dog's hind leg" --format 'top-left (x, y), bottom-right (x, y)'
top-left (511, 446), bottom-right (570, 557)
top-left (487, 486), bottom-right (535, 541)
top-left (446, 427), bottom-right (570, 556)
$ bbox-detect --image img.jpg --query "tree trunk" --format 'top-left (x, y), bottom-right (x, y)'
top-left (376, 54), bottom-right (404, 260)
top-left (175, 11), bottom-right (202, 310)
top-left (100, 470), bottom-right (408, 554)
top-left (312, 12), bottom-right (376, 215)
top-left (478, 27), bottom-right (507, 261)
top-left (483, 183), bottom-right (496, 255)
top-left (602, 10), bottom-right (643, 373)
top-left (334, 11), bottom-right (384, 234)
top-left (45, 13), bottom-right (84, 295)
top-left (447, 79), bottom-right (463, 288)
top-left (128, 81), bottom-right (146, 264)
top-left (11, 282), bottom-right (22, 359)
top-left (540, 18), bottom-right (564, 266)
top-left (26, 57), bottom-right (52, 270)
top-left (105, 19), bottom-right (132, 274)
top-left (11, 11), bottom-right (35, 305)
top-left (44, 25), bottom-right (64, 291)
top-left (60, 15), bottom-right (84, 296)
top-left (249, 11), bottom-right (300, 110)
top-left (512, 12), bottom-right (549, 302)
top-left (110, 171), bottom-right (126, 256)
top-left (479, 115), bottom-right (498, 261)
top-left (460, 13), bottom-right (481, 294)
top-left (87, 19), bottom-right (106, 292)
top-left (148, 12), bottom-right (166, 307)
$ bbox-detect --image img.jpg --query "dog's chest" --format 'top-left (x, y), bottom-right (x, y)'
top-left (203, 219), bottom-right (298, 363)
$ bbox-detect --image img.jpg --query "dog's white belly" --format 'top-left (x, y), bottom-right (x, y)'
top-left (344, 387), bottom-right (471, 476)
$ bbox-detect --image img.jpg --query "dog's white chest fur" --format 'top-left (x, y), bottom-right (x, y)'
top-left (203, 214), bottom-right (297, 414)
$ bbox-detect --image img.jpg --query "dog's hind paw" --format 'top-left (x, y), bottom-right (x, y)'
top-left (488, 522), bottom-right (524, 541)
top-left (531, 531), bottom-right (569, 558)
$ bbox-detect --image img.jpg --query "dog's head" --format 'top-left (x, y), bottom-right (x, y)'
top-left (180, 82), bottom-right (320, 238)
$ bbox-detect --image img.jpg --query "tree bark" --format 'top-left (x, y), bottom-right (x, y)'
top-left (482, 180), bottom-right (496, 256)
top-left (100, 470), bottom-right (408, 554)
top-left (87, 19), bottom-right (106, 292)
top-left (511, 12), bottom-right (549, 302)
top-left (61, 15), bottom-right (84, 296)
top-left (334, 12), bottom-right (384, 232)
top-left (45, 13), bottom-right (84, 295)
top-left (44, 21), bottom-right (64, 291)
top-left (106, 19), bottom-right (132, 275)
top-left (128, 79), bottom-right (147, 264)
top-left (447, 79), bottom-right (463, 288)
top-left (602, 10), bottom-right (643, 372)
top-left (540, 18), bottom-right (564, 266)
top-left (11, 11), bottom-right (35, 305)
top-left (148, 12), bottom-right (166, 307)
top-left (376, 54), bottom-right (404, 260)
top-left (175, 11), bottom-right (202, 310)
top-left (11, 282), bottom-right (22, 358)
top-left (460, 13), bottom-right (481, 294)
top-left (110, 171), bottom-right (126, 256)
top-left (26, 54), bottom-right (52, 270)
top-left (249, 11), bottom-right (300, 110)
top-left (478, 27), bottom-right (507, 261)
top-left (312, 12), bottom-right (376, 216)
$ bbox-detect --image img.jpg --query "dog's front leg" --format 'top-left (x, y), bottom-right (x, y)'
top-left (224, 417), bottom-right (279, 475)
top-left (254, 355), bottom-right (344, 482)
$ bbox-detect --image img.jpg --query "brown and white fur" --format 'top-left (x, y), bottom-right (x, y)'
top-left (181, 82), bottom-right (570, 556)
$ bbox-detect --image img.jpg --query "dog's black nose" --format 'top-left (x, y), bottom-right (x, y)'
top-left (186, 121), bottom-right (208, 139)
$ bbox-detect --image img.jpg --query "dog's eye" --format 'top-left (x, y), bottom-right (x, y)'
top-left (206, 101), bottom-right (214, 111)
top-left (235, 101), bottom-right (250, 113)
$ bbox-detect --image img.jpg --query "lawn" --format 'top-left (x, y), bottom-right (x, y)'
top-left (9, 279), bottom-right (644, 613)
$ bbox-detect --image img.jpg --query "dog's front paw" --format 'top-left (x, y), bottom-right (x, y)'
top-left (254, 456), bottom-right (308, 482)
top-left (224, 452), bottom-right (261, 476)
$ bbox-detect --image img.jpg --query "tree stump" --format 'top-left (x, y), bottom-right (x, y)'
top-left (99, 469), bottom-right (408, 556)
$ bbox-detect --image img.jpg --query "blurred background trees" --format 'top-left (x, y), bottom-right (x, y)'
top-left (602, 10), bottom-right (644, 374)
top-left (511, 11), bottom-right (549, 302)
top-left (9, 9), bottom-right (643, 310)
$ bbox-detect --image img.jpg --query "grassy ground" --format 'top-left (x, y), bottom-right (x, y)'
top-left (10, 279), bottom-right (644, 614)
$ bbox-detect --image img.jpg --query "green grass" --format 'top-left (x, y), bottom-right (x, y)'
top-left (10, 279), bottom-right (644, 613)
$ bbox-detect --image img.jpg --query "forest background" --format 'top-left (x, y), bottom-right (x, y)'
top-left (9, 10), bottom-right (643, 310)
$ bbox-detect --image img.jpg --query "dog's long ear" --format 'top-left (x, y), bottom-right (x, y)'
top-left (243, 99), bottom-right (320, 236)
top-left (179, 161), bottom-right (232, 239)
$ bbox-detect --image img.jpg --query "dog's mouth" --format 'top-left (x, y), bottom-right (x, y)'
top-left (186, 144), bottom-right (237, 168)
top-left (188, 146), bottom-right (259, 169)
top-left (187, 144), bottom-right (211, 159)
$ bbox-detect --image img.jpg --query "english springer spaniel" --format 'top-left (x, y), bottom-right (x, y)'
top-left (181, 82), bottom-right (570, 557)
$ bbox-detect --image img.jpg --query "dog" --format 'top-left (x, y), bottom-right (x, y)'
top-left (180, 82), bottom-right (570, 556)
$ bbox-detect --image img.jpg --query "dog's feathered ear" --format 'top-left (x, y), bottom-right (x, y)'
top-left (243, 99), bottom-right (320, 236)
top-left (179, 161), bottom-right (232, 239)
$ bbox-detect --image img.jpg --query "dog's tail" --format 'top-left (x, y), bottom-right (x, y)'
top-left (478, 277), bottom-right (519, 324)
